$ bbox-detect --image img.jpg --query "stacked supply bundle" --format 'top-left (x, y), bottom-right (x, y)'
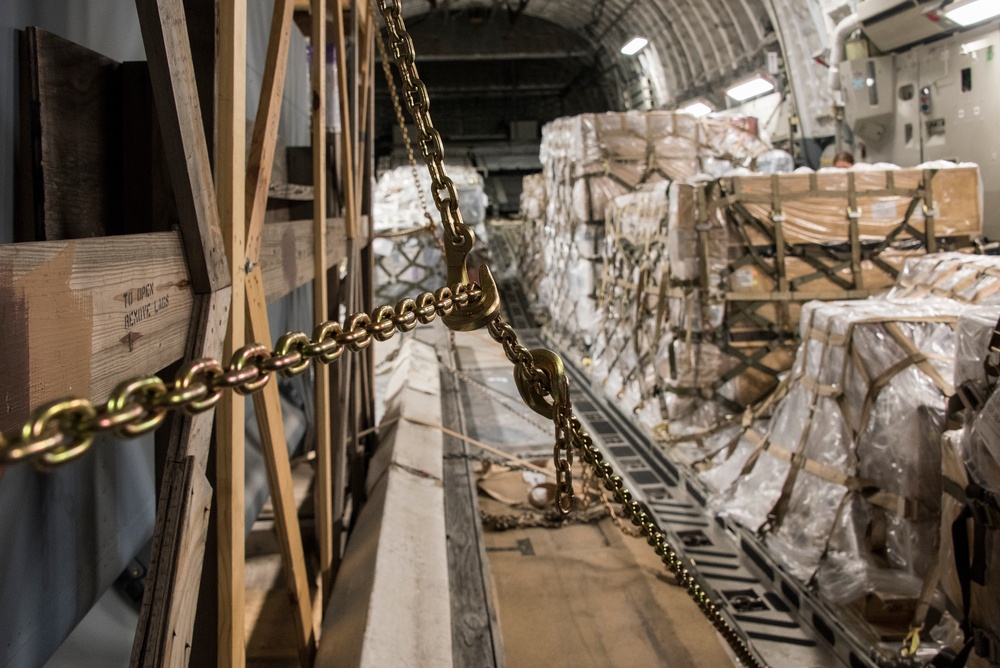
top-left (590, 182), bottom-right (671, 431)
top-left (534, 111), bottom-right (769, 349)
top-left (519, 173), bottom-right (546, 223)
top-left (701, 253), bottom-right (1000, 650)
top-left (704, 298), bottom-right (967, 633)
top-left (373, 164), bottom-right (487, 234)
top-left (372, 164), bottom-right (487, 302)
top-left (938, 304), bottom-right (1000, 666)
top-left (887, 252), bottom-right (1000, 304)
top-left (659, 165), bottom-right (983, 434)
top-left (518, 173), bottom-right (548, 307)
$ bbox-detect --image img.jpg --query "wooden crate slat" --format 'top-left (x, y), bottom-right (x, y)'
top-left (0, 219), bottom-right (355, 433)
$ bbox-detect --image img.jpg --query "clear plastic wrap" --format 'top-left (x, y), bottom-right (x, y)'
top-left (533, 111), bottom-right (775, 367)
top-left (373, 164), bottom-right (486, 232)
top-left (698, 115), bottom-right (771, 162)
top-left (647, 111), bottom-right (701, 181)
top-left (755, 149), bottom-right (796, 174)
top-left (519, 173), bottom-right (546, 222)
top-left (666, 180), bottom-right (728, 283)
top-left (606, 182), bottom-right (669, 240)
top-left (960, 389), bottom-right (1000, 663)
top-left (725, 165), bottom-right (983, 245)
top-left (709, 298), bottom-right (966, 616)
top-left (939, 429), bottom-right (968, 616)
top-left (954, 307), bottom-right (1000, 389)
top-left (887, 253), bottom-right (1000, 305)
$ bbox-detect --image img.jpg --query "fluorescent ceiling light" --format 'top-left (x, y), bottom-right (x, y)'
top-left (726, 76), bottom-right (775, 101)
top-left (621, 37), bottom-right (648, 55)
top-left (680, 101), bottom-right (713, 118)
top-left (961, 37), bottom-right (992, 54)
top-left (946, 0), bottom-right (1000, 27)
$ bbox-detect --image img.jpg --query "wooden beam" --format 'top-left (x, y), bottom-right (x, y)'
top-left (311, 0), bottom-right (338, 604)
top-left (216, 0), bottom-right (247, 663)
top-left (135, 0), bottom-right (230, 294)
top-left (0, 219), bottom-right (358, 434)
top-left (259, 217), bottom-right (352, 302)
top-left (0, 233), bottom-right (194, 434)
top-left (332, 0), bottom-right (358, 239)
top-left (246, 0), bottom-right (296, 263)
top-left (245, 268), bottom-right (318, 666)
top-left (131, 288), bottom-right (230, 668)
top-left (354, 10), bottom-right (374, 212)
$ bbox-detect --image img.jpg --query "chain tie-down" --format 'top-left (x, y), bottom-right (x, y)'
top-left (0, 284), bottom-right (483, 471)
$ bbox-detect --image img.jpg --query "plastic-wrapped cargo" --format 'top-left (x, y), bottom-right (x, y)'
top-left (887, 252), bottom-right (1000, 305)
top-left (721, 164), bottom-right (982, 246)
top-left (373, 164), bottom-right (487, 234)
top-left (589, 183), bottom-right (671, 420)
top-left (706, 298), bottom-right (968, 627)
top-left (535, 111), bottom-right (774, 353)
top-left (755, 149), bottom-right (796, 174)
top-left (568, 112), bottom-right (698, 225)
top-left (372, 164), bottom-right (486, 301)
top-left (948, 306), bottom-right (1000, 667)
top-left (698, 115), bottom-right (771, 163)
top-left (660, 166), bottom-right (984, 433)
top-left (662, 338), bottom-right (796, 417)
top-left (519, 173), bottom-right (546, 223)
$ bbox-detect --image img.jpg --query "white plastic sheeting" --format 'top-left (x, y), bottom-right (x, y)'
top-left (373, 164), bottom-right (486, 234)
top-left (702, 252), bottom-right (1000, 634)
top-left (532, 111), bottom-right (769, 349)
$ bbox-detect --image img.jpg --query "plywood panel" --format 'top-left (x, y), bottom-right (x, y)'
top-left (18, 28), bottom-right (122, 241)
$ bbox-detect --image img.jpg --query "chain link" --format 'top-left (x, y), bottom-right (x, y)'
top-left (0, 284), bottom-right (482, 472)
top-left (372, 9), bottom-right (436, 234)
top-left (376, 0), bottom-right (466, 250)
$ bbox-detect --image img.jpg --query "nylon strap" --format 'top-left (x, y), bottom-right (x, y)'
top-left (923, 169), bottom-right (938, 254)
top-left (846, 171), bottom-right (864, 291)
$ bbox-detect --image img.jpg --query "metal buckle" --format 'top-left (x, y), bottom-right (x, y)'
top-left (440, 222), bottom-right (501, 332)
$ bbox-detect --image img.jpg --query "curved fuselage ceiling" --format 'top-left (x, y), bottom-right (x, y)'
top-left (378, 0), bottom-right (1000, 235)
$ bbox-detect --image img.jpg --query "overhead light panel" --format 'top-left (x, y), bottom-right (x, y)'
top-left (946, 0), bottom-right (1000, 27)
top-left (726, 76), bottom-right (775, 102)
top-left (680, 101), bottom-right (713, 118)
top-left (621, 37), bottom-right (649, 55)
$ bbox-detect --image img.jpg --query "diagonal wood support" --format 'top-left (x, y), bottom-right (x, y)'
top-left (311, 0), bottom-right (338, 606)
top-left (131, 289), bottom-right (230, 667)
top-left (135, 0), bottom-right (230, 295)
top-left (240, 2), bottom-right (319, 664)
top-left (130, 0), bottom-right (242, 664)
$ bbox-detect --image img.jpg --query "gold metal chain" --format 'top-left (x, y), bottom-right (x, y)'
top-left (0, 284), bottom-right (482, 471)
top-left (372, 11), bottom-right (436, 236)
